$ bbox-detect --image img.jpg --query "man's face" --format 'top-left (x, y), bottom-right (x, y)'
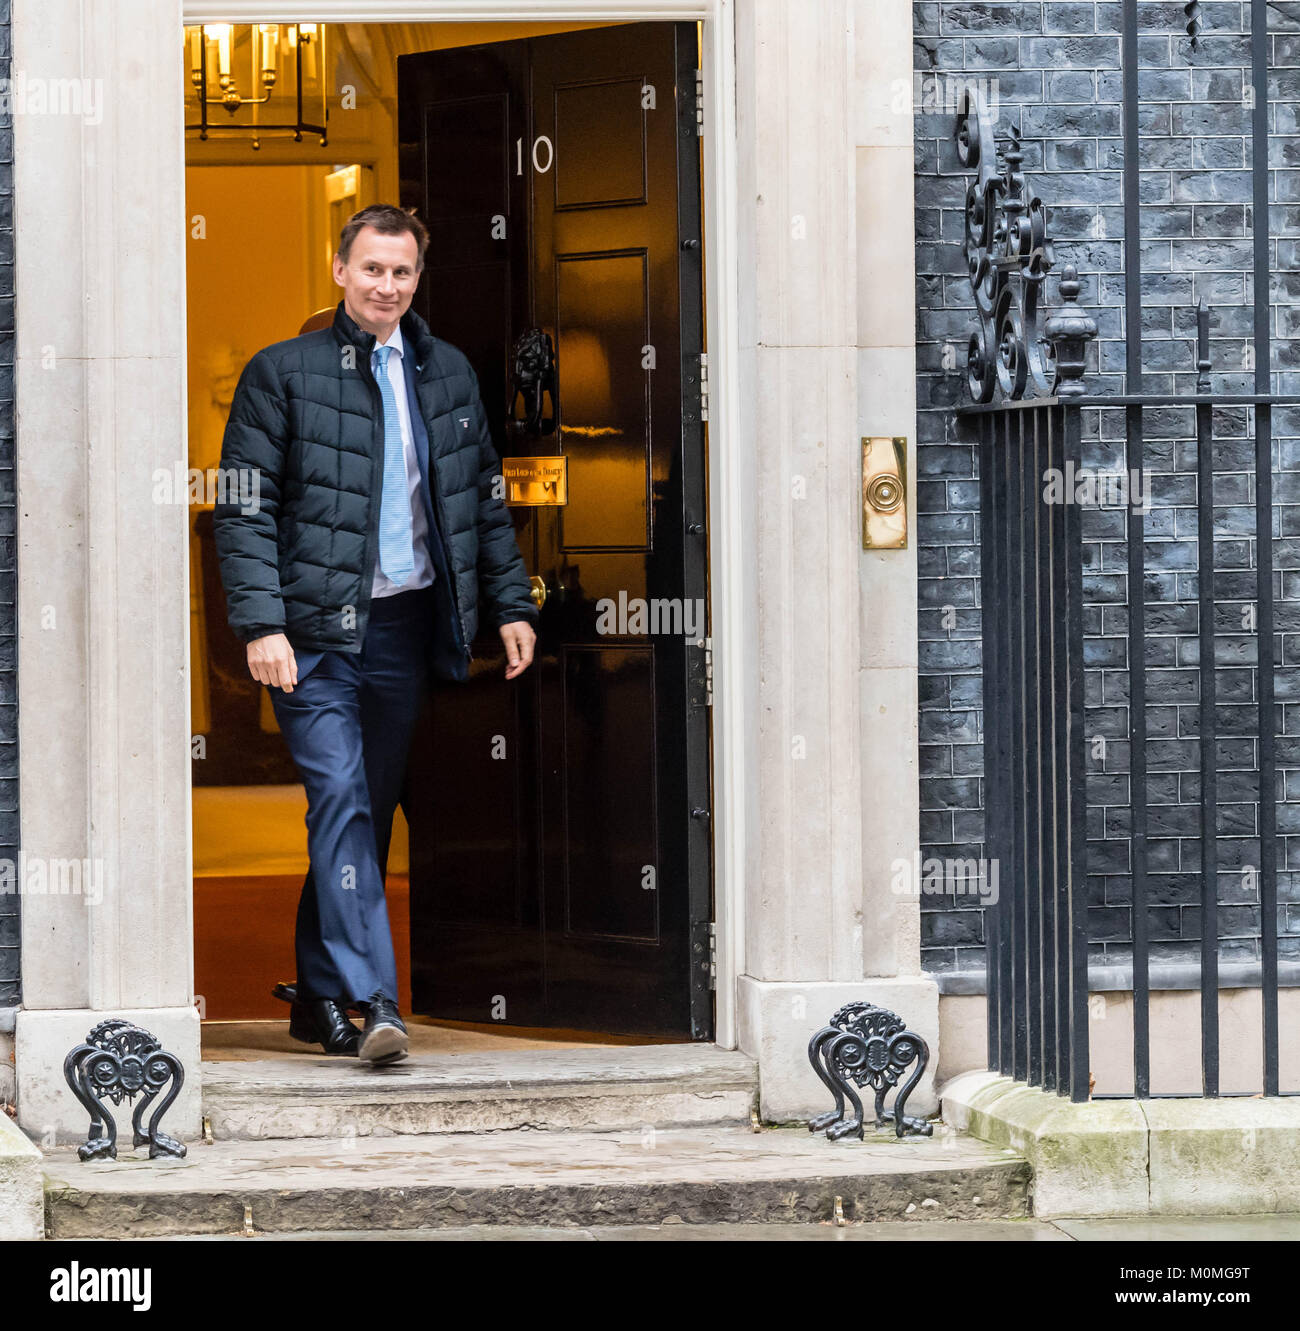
top-left (332, 225), bottom-right (420, 337)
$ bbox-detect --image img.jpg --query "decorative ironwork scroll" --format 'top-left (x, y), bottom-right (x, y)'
top-left (955, 88), bottom-right (1096, 404)
top-left (1185, 0), bottom-right (1202, 52)
top-left (62, 1019), bottom-right (187, 1162)
top-left (806, 1001), bottom-right (933, 1140)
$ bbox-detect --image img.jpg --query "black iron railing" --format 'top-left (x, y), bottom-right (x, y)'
top-left (954, 0), bottom-right (1291, 1102)
top-left (964, 384), bottom-right (1298, 1102)
top-left (968, 396), bottom-right (1089, 1100)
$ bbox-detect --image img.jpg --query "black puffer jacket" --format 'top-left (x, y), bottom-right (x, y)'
top-left (212, 301), bottom-right (536, 678)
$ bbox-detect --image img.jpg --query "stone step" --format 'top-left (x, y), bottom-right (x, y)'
top-left (200, 1044), bottom-right (759, 1139)
top-left (41, 1124), bottom-right (1032, 1238)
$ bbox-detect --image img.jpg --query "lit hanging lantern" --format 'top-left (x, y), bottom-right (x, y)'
top-left (185, 23), bottom-right (328, 151)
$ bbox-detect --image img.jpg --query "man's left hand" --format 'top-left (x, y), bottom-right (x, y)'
top-left (499, 620), bottom-right (537, 680)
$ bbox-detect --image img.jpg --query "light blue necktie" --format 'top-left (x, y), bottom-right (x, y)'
top-left (373, 344), bottom-right (414, 586)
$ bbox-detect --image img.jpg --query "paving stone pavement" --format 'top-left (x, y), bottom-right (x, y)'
top-left (92, 1214), bottom-right (1300, 1241)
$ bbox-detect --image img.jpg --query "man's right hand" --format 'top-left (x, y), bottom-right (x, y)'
top-left (246, 633), bottom-right (298, 693)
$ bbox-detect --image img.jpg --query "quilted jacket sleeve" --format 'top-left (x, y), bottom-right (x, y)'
top-left (469, 369), bottom-right (539, 629)
top-left (212, 349), bottom-right (290, 644)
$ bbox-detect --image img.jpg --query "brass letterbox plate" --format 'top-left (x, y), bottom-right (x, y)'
top-left (503, 455), bottom-right (568, 506)
top-left (861, 436), bottom-right (908, 550)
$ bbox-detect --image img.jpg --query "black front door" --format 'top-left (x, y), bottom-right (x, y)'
top-left (398, 22), bottom-right (711, 1038)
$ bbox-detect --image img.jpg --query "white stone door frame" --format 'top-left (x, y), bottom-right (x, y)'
top-left (15, 0), bottom-right (929, 1137)
top-left (179, 0), bottom-right (748, 1046)
top-left (14, 0), bottom-right (747, 1137)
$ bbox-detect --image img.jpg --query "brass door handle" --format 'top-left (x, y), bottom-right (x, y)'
top-left (529, 575), bottom-right (548, 609)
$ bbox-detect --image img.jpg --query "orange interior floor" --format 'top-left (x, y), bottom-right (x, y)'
top-left (192, 787), bottom-right (661, 1052)
top-left (193, 873), bottom-right (412, 1021)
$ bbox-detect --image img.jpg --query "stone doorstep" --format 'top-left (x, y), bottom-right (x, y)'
top-left (40, 1124), bottom-right (1031, 1238)
top-left (942, 1070), bottom-right (1300, 1219)
top-left (201, 1044), bottom-right (760, 1139)
top-left (0, 1108), bottom-right (43, 1241)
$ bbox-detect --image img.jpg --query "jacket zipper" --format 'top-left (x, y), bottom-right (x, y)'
top-left (414, 369), bottom-right (472, 659)
top-left (354, 356), bottom-right (384, 652)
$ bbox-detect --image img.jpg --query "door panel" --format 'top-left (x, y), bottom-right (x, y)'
top-left (553, 79), bottom-right (648, 209)
top-left (559, 644), bottom-right (659, 940)
top-left (421, 681), bottom-right (529, 928)
top-left (553, 250), bottom-right (651, 549)
top-left (399, 21), bottom-right (709, 1038)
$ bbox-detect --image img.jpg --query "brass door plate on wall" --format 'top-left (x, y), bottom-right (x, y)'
top-left (503, 455), bottom-right (568, 506)
top-left (861, 436), bottom-right (907, 549)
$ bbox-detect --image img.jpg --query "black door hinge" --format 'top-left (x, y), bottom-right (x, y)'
top-left (690, 919), bottom-right (716, 992)
top-left (688, 635), bottom-right (713, 708)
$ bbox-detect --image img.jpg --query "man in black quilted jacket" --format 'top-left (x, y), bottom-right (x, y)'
top-left (212, 204), bottom-right (537, 1065)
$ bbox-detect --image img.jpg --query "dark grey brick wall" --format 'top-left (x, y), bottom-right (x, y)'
top-left (914, 0), bottom-right (1300, 981)
top-left (0, 0), bottom-right (17, 1006)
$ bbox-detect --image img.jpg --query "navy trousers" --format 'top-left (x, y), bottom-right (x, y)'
top-left (268, 584), bottom-right (436, 1007)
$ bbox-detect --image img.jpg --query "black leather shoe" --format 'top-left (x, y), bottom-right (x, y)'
top-left (358, 991), bottom-right (409, 1065)
top-left (282, 992), bottom-right (361, 1056)
top-left (273, 981), bottom-right (364, 1018)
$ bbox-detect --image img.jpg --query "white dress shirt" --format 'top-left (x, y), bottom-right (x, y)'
top-left (370, 324), bottom-right (435, 599)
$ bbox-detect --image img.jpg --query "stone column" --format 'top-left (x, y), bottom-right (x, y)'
top-left (13, 0), bottom-right (200, 1140)
top-left (733, 0), bottom-right (935, 1119)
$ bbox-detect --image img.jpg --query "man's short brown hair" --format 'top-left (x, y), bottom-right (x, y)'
top-left (337, 204), bottom-right (429, 271)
